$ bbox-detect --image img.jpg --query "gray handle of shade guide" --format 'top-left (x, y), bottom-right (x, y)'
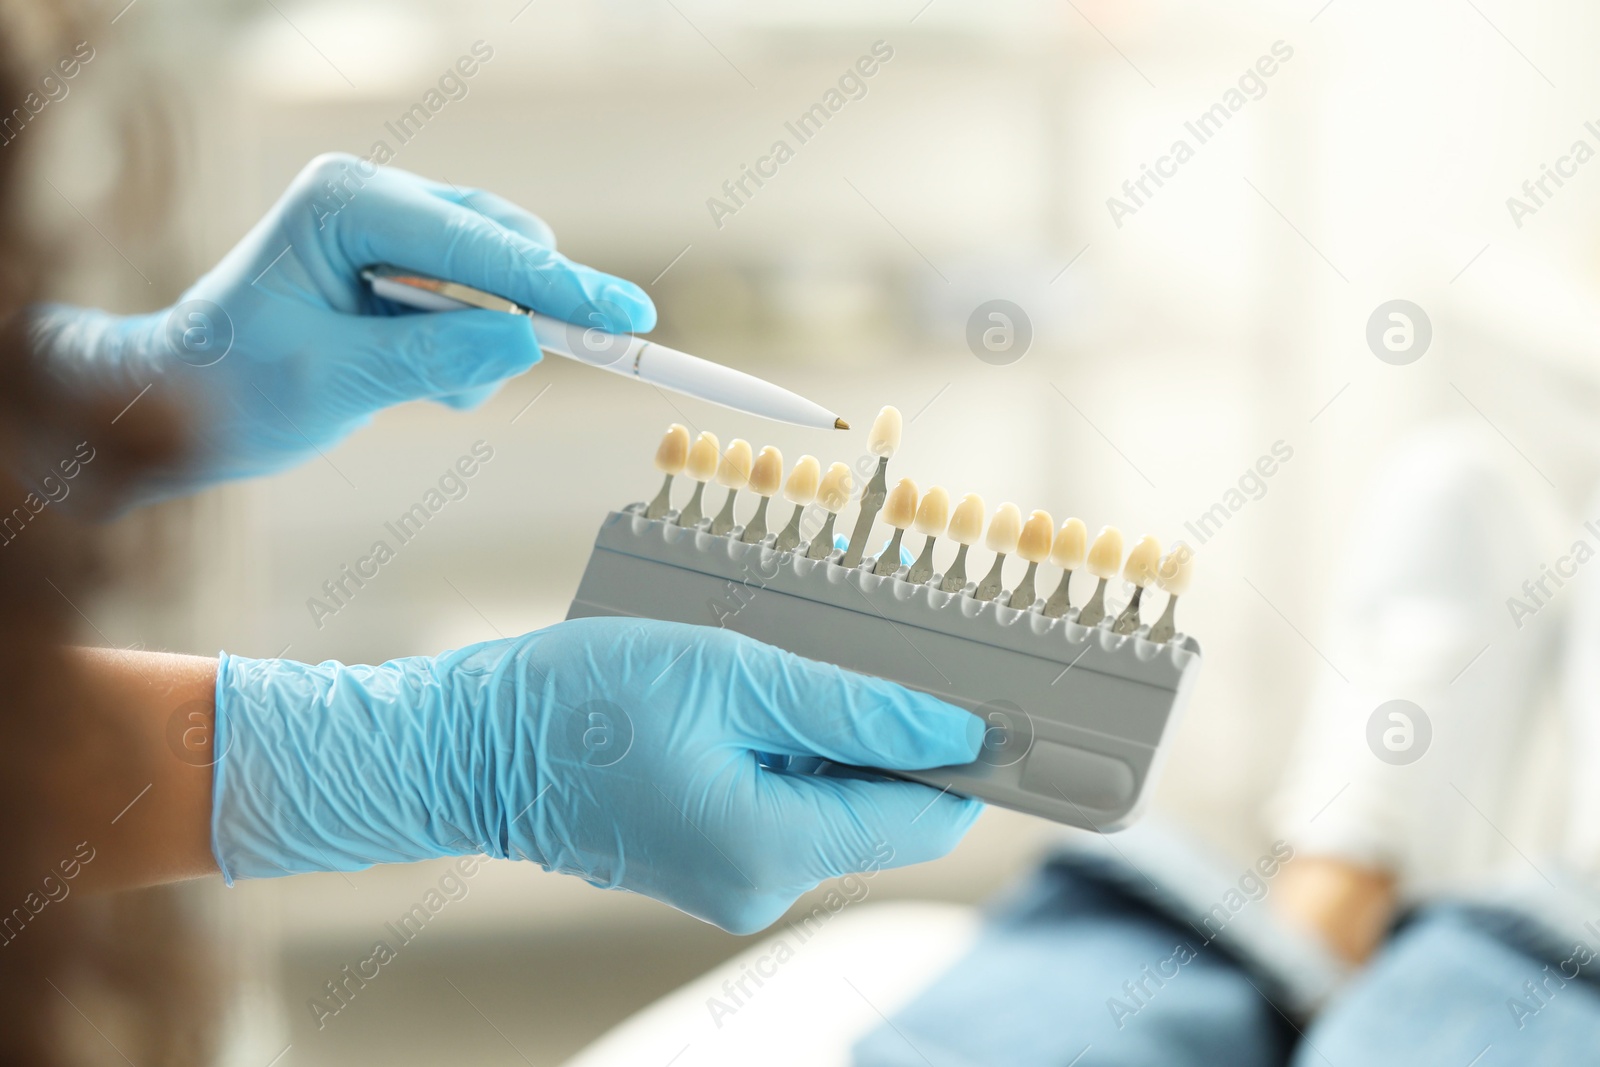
top-left (565, 510), bottom-right (1203, 832)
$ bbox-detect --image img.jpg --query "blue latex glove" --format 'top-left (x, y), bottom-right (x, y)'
top-left (213, 616), bottom-right (985, 934)
top-left (27, 153), bottom-right (654, 512)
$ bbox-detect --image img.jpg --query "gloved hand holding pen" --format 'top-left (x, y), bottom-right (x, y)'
top-left (23, 156), bottom-right (986, 931)
top-left (27, 153), bottom-right (654, 513)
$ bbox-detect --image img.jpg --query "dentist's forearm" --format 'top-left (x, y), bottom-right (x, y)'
top-left (67, 648), bottom-right (219, 890)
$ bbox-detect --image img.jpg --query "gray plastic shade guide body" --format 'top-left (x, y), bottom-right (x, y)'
top-left (566, 510), bottom-right (1202, 832)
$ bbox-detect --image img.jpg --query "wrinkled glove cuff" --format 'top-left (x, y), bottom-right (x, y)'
top-left (212, 644), bottom-right (550, 882)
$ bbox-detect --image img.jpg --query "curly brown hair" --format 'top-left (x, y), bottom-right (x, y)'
top-left (0, 13), bottom-right (216, 1066)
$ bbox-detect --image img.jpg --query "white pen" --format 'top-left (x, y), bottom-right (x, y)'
top-left (361, 264), bottom-right (849, 430)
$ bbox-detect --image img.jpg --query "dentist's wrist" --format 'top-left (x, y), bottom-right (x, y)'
top-left (212, 648), bottom-right (533, 883)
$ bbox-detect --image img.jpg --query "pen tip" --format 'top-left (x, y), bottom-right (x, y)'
top-left (834, 418), bottom-right (850, 430)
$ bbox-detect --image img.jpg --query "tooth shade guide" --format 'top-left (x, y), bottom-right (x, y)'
top-left (872, 524), bottom-right (909, 576)
top-left (710, 489), bottom-right (740, 536)
top-left (1148, 591), bottom-right (1181, 643)
top-left (633, 423), bottom-right (1196, 636)
top-left (1148, 548), bottom-right (1193, 643)
top-left (939, 543), bottom-right (971, 593)
top-left (817, 463), bottom-right (853, 512)
top-left (1050, 518), bottom-right (1088, 571)
top-left (1122, 535), bottom-right (1162, 587)
top-left (1017, 510), bottom-right (1053, 563)
top-left (807, 463), bottom-right (853, 560)
top-left (913, 486), bottom-right (951, 537)
top-left (749, 446), bottom-right (784, 498)
top-left (716, 439), bottom-right (753, 489)
top-left (883, 479), bottom-right (919, 529)
top-left (773, 502), bottom-right (807, 553)
top-left (573, 510), bottom-right (1203, 831)
top-left (654, 424), bottom-right (690, 474)
top-left (685, 432), bottom-right (720, 482)
top-left (1077, 577), bottom-right (1111, 627)
top-left (947, 494), bottom-right (986, 545)
top-left (739, 496), bottom-right (772, 543)
top-left (783, 454), bottom-right (821, 506)
top-left (1111, 585), bottom-right (1146, 635)
top-left (646, 423), bottom-right (691, 520)
top-left (805, 510), bottom-right (840, 560)
top-left (1085, 526), bottom-right (1125, 580)
top-left (903, 485), bottom-right (949, 585)
top-left (645, 472), bottom-right (675, 521)
top-left (984, 503), bottom-right (1022, 554)
top-left (973, 552), bottom-right (1008, 602)
top-left (1156, 546), bottom-right (1194, 596)
top-left (868, 405), bottom-right (903, 457)
top-left (840, 452), bottom-right (889, 569)
top-left (906, 532), bottom-right (940, 585)
top-left (1007, 561), bottom-right (1041, 610)
top-left (1041, 568), bottom-right (1073, 618)
top-left (1041, 518), bottom-right (1086, 618)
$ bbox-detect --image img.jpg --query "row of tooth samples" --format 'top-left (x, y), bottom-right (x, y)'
top-left (643, 415), bottom-right (1195, 638)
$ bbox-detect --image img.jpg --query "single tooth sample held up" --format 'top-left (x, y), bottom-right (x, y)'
top-left (646, 423), bottom-right (689, 520)
top-left (873, 478), bottom-right (919, 576)
top-left (806, 462), bottom-right (854, 560)
top-left (973, 503), bottom-right (1022, 603)
top-left (1007, 510), bottom-right (1054, 609)
top-left (1076, 526), bottom-right (1124, 627)
top-left (676, 431), bottom-right (720, 527)
top-left (1112, 535), bottom-right (1162, 635)
top-left (710, 438), bottom-right (753, 536)
top-left (740, 446), bottom-right (784, 544)
top-left (841, 406), bottom-right (902, 568)
top-left (1148, 546), bottom-right (1194, 643)
top-left (905, 485), bottom-right (950, 585)
top-left (774, 455), bottom-right (821, 553)
top-left (1042, 518), bottom-right (1088, 618)
top-left (940, 494), bottom-right (985, 593)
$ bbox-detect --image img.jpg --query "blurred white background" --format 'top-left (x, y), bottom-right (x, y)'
top-left (21, 0), bottom-right (1600, 1061)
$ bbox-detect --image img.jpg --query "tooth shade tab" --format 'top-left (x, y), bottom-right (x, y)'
top-left (984, 502), bottom-right (1022, 554)
top-left (818, 463), bottom-right (853, 511)
top-left (948, 493), bottom-right (986, 545)
top-left (883, 478), bottom-right (919, 528)
top-left (1157, 546), bottom-right (1195, 595)
top-left (685, 432), bottom-right (721, 481)
top-left (654, 424), bottom-right (689, 474)
top-left (913, 486), bottom-right (951, 536)
top-left (717, 439), bottom-right (753, 489)
top-left (1086, 526), bottom-right (1125, 579)
top-left (1123, 535), bottom-right (1162, 587)
top-left (1017, 510), bottom-right (1054, 563)
top-left (868, 405), bottom-right (903, 457)
top-left (1051, 518), bottom-right (1088, 570)
top-left (749, 446), bottom-right (783, 497)
top-left (783, 454), bottom-right (821, 505)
